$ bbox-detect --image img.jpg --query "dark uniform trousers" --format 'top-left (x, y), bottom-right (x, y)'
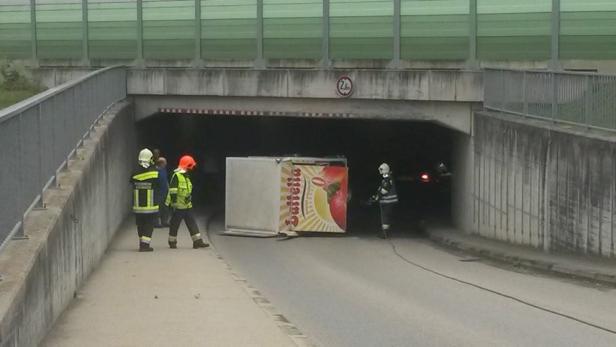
top-left (157, 203), bottom-right (170, 226)
top-left (379, 203), bottom-right (395, 226)
top-left (169, 208), bottom-right (200, 237)
top-left (136, 213), bottom-right (155, 239)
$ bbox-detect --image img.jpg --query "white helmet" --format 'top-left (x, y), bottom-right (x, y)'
top-left (378, 163), bottom-right (390, 176)
top-left (437, 162), bottom-right (447, 173)
top-left (138, 148), bottom-right (153, 168)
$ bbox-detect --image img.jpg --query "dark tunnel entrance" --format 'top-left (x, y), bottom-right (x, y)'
top-left (137, 113), bottom-right (455, 234)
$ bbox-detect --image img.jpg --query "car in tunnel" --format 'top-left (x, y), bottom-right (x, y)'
top-left (396, 161), bottom-right (452, 212)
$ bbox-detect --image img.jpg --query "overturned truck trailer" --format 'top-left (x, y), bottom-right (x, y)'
top-left (225, 157), bottom-right (348, 237)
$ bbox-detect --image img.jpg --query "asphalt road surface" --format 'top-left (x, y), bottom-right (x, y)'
top-left (207, 214), bottom-right (616, 347)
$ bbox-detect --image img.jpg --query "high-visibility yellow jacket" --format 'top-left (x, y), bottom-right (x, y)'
top-left (166, 169), bottom-right (193, 210)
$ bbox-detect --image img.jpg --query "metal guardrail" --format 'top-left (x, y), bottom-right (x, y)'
top-left (484, 69), bottom-right (616, 131)
top-left (0, 66), bottom-right (127, 253)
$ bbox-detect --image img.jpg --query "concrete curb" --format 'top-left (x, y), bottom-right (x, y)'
top-left (203, 211), bottom-right (313, 347)
top-left (427, 232), bottom-right (616, 286)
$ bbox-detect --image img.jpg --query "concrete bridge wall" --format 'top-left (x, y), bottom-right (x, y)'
top-left (452, 129), bottom-right (475, 235)
top-left (473, 112), bottom-right (616, 258)
top-left (133, 95), bottom-right (475, 134)
top-left (0, 102), bottom-right (136, 346)
top-left (33, 68), bottom-right (481, 134)
top-left (33, 68), bottom-right (483, 104)
top-left (128, 69), bottom-right (480, 134)
top-left (127, 69), bottom-right (482, 102)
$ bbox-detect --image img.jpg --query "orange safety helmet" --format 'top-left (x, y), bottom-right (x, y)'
top-left (178, 155), bottom-right (197, 170)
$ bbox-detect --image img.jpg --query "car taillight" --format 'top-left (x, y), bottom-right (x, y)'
top-left (420, 172), bottom-right (430, 183)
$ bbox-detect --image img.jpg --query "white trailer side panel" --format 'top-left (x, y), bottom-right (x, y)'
top-left (225, 157), bottom-right (280, 236)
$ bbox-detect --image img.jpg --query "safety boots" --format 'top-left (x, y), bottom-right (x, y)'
top-left (139, 242), bottom-right (154, 252)
top-left (167, 237), bottom-right (209, 248)
top-left (193, 239), bottom-right (210, 249)
top-left (169, 235), bottom-right (177, 249)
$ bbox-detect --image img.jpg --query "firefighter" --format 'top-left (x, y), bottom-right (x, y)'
top-left (371, 163), bottom-right (399, 239)
top-left (166, 155), bottom-right (209, 249)
top-left (131, 148), bottom-right (160, 252)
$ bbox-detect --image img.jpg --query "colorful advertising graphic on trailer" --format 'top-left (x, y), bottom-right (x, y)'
top-left (224, 156), bottom-right (348, 236)
top-left (280, 162), bottom-right (348, 233)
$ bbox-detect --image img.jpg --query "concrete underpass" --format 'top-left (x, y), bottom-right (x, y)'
top-left (40, 107), bottom-right (616, 347)
top-left (137, 113), bottom-right (457, 230)
top-left (4, 0), bottom-right (616, 342)
top-left (2, 67), bottom-right (616, 347)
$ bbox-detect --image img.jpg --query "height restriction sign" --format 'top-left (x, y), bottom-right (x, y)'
top-left (336, 76), bottom-right (353, 97)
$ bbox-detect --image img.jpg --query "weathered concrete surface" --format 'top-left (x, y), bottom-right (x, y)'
top-left (43, 219), bottom-right (301, 347)
top-left (473, 112), bottom-right (616, 258)
top-left (134, 95), bottom-right (475, 134)
top-left (32, 68), bottom-right (98, 89)
top-left (34, 68), bottom-right (482, 103)
top-left (428, 227), bottom-right (616, 285)
top-left (127, 68), bottom-right (483, 102)
top-left (31, 68), bottom-right (479, 134)
top-left (452, 128), bottom-right (475, 233)
top-left (0, 101), bottom-right (136, 347)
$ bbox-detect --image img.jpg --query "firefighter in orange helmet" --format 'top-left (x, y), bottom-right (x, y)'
top-left (165, 155), bottom-right (209, 249)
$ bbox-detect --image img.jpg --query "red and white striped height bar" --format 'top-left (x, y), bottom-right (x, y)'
top-left (158, 108), bottom-right (354, 119)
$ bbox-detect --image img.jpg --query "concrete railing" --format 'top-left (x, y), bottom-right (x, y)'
top-left (0, 101), bottom-right (136, 346)
top-left (0, 66), bottom-right (127, 253)
top-left (484, 68), bottom-right (616, 131)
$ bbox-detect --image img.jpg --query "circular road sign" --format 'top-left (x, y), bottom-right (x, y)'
top-left (336, 76), bottom-right (353, 97)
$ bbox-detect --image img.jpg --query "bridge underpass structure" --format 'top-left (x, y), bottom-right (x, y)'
top-left (133, 69), bottom-right (478, 132)
top-left (1, 65), bottom-right (616, 345)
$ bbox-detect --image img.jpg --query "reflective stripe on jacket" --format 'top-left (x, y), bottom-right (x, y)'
top-left (166, 170), bottom-right (193, 209)
top-left (378, 175), bottom-right (398, 204)
top-left (131, 168), bottom-right (159, 213)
